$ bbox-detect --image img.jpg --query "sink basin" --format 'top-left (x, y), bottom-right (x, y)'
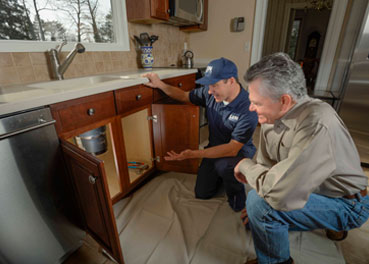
top-left (108, 73), bottom-right (147, 80)
top-left (27, 75), bottom-right (122, 90)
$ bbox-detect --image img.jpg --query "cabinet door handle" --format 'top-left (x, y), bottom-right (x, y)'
top-left (87, 108), bottom-right (95, 116)
top-left (89, 175), bottom-right (97, 184)
top-left (136, 94), bottom-right (142, 101)
top-left (178, 82), bottom-right (183, 87)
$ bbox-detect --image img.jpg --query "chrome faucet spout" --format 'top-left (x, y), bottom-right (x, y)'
top-left (48, 42), bottom-right (86, 80)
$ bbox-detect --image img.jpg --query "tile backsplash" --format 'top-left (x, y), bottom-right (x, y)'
top-left (0, 23), bottom-right (189, 86)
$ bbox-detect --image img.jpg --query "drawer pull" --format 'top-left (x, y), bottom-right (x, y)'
top-left (89, 175), bottom-right (97, 184)
top-left (136, 94), bottom-right (142, 101)
top-left (178, 82), bottom-right (183, 87)
top-left (87, 108), bottom-right (95, 116)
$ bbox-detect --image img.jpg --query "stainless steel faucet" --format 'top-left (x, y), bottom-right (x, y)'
top-left (48, 41), bottom-right (86, 80)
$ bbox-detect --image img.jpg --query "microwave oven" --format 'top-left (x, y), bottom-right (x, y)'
top-left (169, 0), bottom-right (204, 26)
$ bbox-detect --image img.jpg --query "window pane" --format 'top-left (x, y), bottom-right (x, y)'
top-left (0, 0), bottom-right (114, 43)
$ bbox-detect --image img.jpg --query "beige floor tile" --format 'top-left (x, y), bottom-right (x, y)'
top-left (63, 244), bottom-right (108, 264)
top-left (63, 235), bottom-right (110, 264)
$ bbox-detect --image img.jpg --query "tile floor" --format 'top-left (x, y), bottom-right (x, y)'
top-left (63, 125), bottom-right (369, 264)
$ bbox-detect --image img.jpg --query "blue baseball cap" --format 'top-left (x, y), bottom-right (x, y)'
top-left (195, 57), bottom-right (238, 85)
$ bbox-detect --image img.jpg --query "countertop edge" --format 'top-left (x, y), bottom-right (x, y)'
top-left (0, 69), bottom-right (197, 116)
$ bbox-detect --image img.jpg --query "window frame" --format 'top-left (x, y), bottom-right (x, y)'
top-left (0, 0), bottom-right (130, 52)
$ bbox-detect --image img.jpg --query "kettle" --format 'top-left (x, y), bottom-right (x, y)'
top-left (182, 50), bottom-right (194, 68)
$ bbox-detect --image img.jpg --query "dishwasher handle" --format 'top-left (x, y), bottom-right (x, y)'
top-left (0, 119), bottom-right (56, 139)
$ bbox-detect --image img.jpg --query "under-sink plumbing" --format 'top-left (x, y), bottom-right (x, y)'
top-left (48, 41), bottom-right (85, 80)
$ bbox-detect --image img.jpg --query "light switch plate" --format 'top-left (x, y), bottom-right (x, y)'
top-left (231, 17), bottom-right (245, 32)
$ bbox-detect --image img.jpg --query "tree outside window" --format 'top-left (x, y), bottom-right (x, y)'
top-left (0, 0), bottom-right (114, 43)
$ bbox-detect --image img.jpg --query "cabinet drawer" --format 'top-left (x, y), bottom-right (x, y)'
top-left (164, 74), bottom-right (196, 91)
top-left (153, 73), bottom-right (196, 102)
top-left (115, 84), bottom-right (153, 114)
top-left (50, 92), bottom-right (116, 134)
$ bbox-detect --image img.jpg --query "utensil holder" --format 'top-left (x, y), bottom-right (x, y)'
top-left (140, 46), bottom-right (154, 69)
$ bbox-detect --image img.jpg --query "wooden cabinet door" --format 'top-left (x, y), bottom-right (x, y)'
top-left (152, 103), bottom-right (199, 174)
top-left (150, 0), bottom-right (169, 20)
top-left (61, 140), bottom-right (124, 264)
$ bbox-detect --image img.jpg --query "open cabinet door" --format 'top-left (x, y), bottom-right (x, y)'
top-left (61, 140), bottom-right (124, 264)
top-left (152, 103), bottom-right (199, 174)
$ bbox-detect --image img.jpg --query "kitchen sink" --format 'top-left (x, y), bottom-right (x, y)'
top-left (108, 73), bottom-right (147, 80)
top-left (27, 75), bottom-right (122, 90)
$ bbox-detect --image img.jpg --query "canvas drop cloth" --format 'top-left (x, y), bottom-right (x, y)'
top-left (113, 172), bottom-right (345, 264)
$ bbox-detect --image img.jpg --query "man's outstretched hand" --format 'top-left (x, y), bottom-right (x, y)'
top-left (164, 150), bottom-right (194, 161)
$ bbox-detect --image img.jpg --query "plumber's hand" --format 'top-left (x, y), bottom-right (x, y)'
top-left (143, 73), bottom-right (164, 89)
top-left (164, 150), bottom-right (194, 161)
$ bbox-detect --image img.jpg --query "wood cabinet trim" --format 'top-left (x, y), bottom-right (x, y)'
top-left (115, 84), bottom-right (153, 115)
top-left (61, 140), bottom-right (124, 263)
top-left (50, 92), bottom-right (116, 135)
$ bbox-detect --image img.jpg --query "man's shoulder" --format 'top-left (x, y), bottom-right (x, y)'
top-left (293, 98), bottom-right (337, 127)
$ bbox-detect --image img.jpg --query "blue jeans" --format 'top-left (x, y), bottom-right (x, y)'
top-left (246, 189), bottom-right (369, 264)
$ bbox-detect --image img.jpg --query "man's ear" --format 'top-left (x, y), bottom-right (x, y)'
top-left (280, 94), bottom-right (294, 112)
top-left (228, 77), bottom-right (236, 84)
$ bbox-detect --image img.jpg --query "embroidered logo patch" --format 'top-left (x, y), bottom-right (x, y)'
top-left (205, 66), bottom-right (213, 76)
top-left (228, 114), bottom-right (239, 121)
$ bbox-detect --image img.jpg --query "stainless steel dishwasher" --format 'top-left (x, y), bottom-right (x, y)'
top-left (0, 107), bottom-right (84, 264)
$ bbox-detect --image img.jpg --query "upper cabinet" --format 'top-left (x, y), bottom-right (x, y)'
top-left (179, 0), bottom-right (208, 32)
top-left (126, 0), bottom-right (169, 23)
top-left (126, 0), bottom-right (208, 32)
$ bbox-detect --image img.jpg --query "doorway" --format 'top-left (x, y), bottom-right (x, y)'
top-left (262, 2), bottom-right (331, 92)
top-left (251, 0), bottom-right (348, 93)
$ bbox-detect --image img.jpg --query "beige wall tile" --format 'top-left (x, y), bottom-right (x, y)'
top-left (33, 65), bottom-right (51, 82)
top-left (1, 22), bottom-right (189, 86)
top-left (16, 66), bottom-right (36, 83)
top-left (13, 53), bottom-right (32, 66)
top-left (63, 64), bottom-right (78, 78)
top-left (95, 61), bottom-right (104, 73)
top-left (0, 66), bottom-right (21, 85)
top-left (29, 52), bottom-right (48, 65)
top-left (0, 53), bottom-right (14, 67)
top-left (112, 60), bottom-right (123, 71)
top-left (93, 52), bottom-right (104, 62)
top-left (110, 51), bottom-right (123, 61)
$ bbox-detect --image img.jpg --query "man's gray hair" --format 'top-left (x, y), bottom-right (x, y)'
top-left (244, 53), bottom-right (307, 102)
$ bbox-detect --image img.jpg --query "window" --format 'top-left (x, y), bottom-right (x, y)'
top-left (0, 0), bottom-right (129, 51)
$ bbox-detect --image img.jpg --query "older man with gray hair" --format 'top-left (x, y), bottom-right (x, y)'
top-left (235, 52), bottom-right (369, 264)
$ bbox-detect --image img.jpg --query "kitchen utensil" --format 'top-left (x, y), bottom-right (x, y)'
top-left (134, 35), bottom-right (143, 46)
top-left (128, 161), bottom-right (149, 170)
top-left (140, 33), bottom-right (150, 46)
top-left (149, 35), bottom-right (159, 46)
top-left (182, 50), bottom-right (194, 68)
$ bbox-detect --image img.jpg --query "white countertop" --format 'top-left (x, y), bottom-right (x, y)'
top-left (0, 68), bottom-right (197, 116)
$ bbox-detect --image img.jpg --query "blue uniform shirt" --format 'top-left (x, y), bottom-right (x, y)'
top-left (189, 85), bottom-right (258, 158)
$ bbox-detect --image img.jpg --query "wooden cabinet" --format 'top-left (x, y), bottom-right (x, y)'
top-left (153, 74), bottom-right (196, 102)
top-left (50, 92), bottom-right (115, 135)
top-left (51, 73), bottom-right (199, 263)
top-left (152, 103), bottom-right (199, 173)
top-left (126, 0), bottom-right (208, 32)
top-left (180, 0), bottom-right (208, 32)
top-left (61, 140), bottom-right (124, 263)
top-left (126, 0), bottom-right (169, 23)
top-left (115, 84), bottom-right (153, 115)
